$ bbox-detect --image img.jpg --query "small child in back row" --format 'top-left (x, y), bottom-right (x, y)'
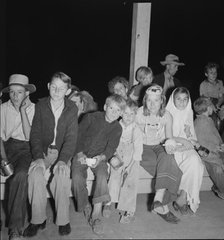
top-left (103, 99), bottom-right (143, 223)
top-left (199, 62), bottom-right (224, 109)
top-left (194, 96), bottom-right (224, 200)
top-left (129, 66), bottom-right (153, 105)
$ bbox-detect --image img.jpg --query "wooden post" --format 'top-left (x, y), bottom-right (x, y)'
top-left (129, 2), bottom-right (151, 87)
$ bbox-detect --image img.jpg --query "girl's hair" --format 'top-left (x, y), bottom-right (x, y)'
top-left (142, 92), bottom-right (166, 117)
top-left (135, 66), bottom-right (153, 82)
top-left (108, 76), bottom-right (129, 94)
top-left (125, 98), bottom-right (139, 113)
top-left (68, 90), bottom-right (98, 114)
top-left (105, 94), bottom-right (127, 111)
top-left (204, 62), bottom-right (219, 73)
top-left (193, 96), bottom-right (212, 115)
top-left (50, 72), bottom-right (72, 89)
top-left (173, 87), bottom-right (190, 100)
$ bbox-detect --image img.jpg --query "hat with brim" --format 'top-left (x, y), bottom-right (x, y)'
top-left (2, 74), bottom-right (36, 93)
top-left (160, 54), bottom-right (185, 66)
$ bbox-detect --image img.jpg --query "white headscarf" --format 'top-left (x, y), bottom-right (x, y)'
top-left (166, 88), bottom-right (197, 140)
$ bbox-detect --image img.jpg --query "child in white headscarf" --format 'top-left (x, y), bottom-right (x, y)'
top-left (166, 87), bottom-right (204, 214)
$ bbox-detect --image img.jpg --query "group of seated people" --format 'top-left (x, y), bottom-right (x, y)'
top-left (1, 53), bottom-right (224, 240)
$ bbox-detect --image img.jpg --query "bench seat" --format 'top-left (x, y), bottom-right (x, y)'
top-left (0, 165), bottom-right (212, 200)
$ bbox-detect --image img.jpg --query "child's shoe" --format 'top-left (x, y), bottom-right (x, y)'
top-left (119, 211), bottom-right (135, 224)
top-left (102, 204), bottom-right (112, 218)
top-left (212, 185), bottom-right (224, 200)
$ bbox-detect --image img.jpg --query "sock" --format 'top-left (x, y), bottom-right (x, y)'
top-left (154, 188), bottom-right (166, 203)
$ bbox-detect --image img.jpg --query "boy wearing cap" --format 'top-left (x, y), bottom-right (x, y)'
top-left (23, 72), bottom-right (78, 237)
top-left (153, 54), bottom-right (184, 100)
top-left (0, 74), bottom-right (36, 240)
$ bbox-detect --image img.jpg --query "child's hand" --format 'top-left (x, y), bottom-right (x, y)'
top-left (20, 95), bottom-right (31, 111)
top-left (91, 154), bottom-right (106, 168)
top-left (77, 152), bottom-right (87, 165)
top-left (165, 145), bottom-right (176, 154)
top-left (164, 139), bottom-right (176, 154)
top-left (110, 156), bottom-right (123, 170)
top-left (198, 149), bottom-right (209, 157)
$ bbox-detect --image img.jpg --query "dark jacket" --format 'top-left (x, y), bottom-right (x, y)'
top-left (153, 72), bottom-right (182, 100)
top-left (30, 97), bottom-right (78, 164)
top-left (76, 111), bottom-right (122, 162)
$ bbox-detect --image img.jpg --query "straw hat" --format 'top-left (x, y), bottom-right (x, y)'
top-left (2, 74), bottom-right (36, 93)
top-left (160, 54), bottom-right (185, 66)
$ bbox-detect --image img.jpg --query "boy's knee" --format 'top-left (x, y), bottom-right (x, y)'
top-left (28, 167), bottom-right (44, 182)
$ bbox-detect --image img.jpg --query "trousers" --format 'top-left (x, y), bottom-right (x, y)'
top-left (28, 163), bottom-right (71, 225)
top-left (4, 138), bottom-right (32, 231)
top-left (72, 156), bottom-right (110, 212)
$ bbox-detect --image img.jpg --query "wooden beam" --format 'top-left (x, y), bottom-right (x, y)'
top-left (129, 2), bottom-right (151, 87)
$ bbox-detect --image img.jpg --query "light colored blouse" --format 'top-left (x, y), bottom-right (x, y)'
top-left (135, 106), bottom-right (170, 145)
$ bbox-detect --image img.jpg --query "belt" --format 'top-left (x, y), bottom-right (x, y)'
top-left (8, 138), bottom-right (29, 144)
top-left (48, 145), bottom-right (57, 150)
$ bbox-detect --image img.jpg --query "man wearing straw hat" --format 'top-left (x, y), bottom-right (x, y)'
top-left (1, 74), bottom-right (36, 240)
top-left (153, 54), bottom-right (185, 100)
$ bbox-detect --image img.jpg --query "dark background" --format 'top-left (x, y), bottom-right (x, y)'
top-left (2, 0), bottom-right (224, 108)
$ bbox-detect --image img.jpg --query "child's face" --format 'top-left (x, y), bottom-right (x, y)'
top-left (9, 85), bottom-right (28, 108)
top-left (206, 68), bottom-right (217, 83)
top-left (104, 101), bottom-right (123, 123)
top-left (142, 73), bottom-right (153, 86)
top-left (48, 77), bottom-right (69, 102)
top-left (122, 106), bottom-right (136, 126)
top-left (113, 82), bottom-right (128, 99)
top-left (146, 94), bottom-right (162, 115)
top-left (174, 92), bottom-right (189, 111)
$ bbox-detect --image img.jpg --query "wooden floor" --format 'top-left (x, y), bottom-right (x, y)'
top-left (1, 191), bottom-right (224, 239)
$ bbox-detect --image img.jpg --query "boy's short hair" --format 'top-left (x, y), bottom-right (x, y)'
top-left (204, 62), bottom-right (219, 73)
top-left (193, 96), bottom-right (212, 115)
top-left (125, 99), bottom-right (139, 113)
top-left (105, 94), bottom-right (126, 111)
top-left (135, 66), bottom-right (153, 82)
top-left (108, 76), bottom-right (129, 94)
top-left (50, 72), bottom-right (72, 89)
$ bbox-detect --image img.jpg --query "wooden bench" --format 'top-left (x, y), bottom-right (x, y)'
top-left (0, 165), bottom-right (212, 200)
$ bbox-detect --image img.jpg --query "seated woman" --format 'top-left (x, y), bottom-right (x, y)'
top-left (166, 87), bottom-right (204, 215)
top-left (135, 84), bottom-right (182, 224)
top-left (68, 89), bottom-right (98, 119)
